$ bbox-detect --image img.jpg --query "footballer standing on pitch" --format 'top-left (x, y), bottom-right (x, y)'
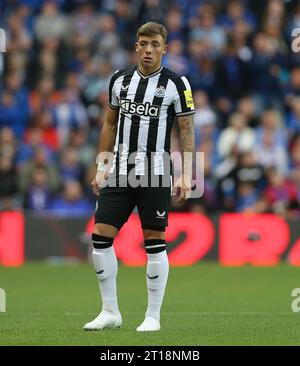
top-left (84, 22), bottom-right (195, 332)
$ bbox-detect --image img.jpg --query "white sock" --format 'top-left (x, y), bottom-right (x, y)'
top-left (145, 250), bottom-right (169, 320)
top-left (92, 240), bottom-right (119, 314)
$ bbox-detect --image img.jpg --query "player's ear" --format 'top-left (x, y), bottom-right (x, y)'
top-left (162, 43), bottom-right (168, 54)
top-left (135, 41), bottom-right (139, 52)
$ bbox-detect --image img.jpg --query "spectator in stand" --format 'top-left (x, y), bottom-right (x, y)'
top-left (165, 6), bottom-right (184, 42)
top-left (0, 127), bottom-right (17, 162)
top-left (214, 36), bottom-right (249, 105)
top-left (194, 90), bottom-right (218, 146)
top-left (236, 182), bottom-right (262, 213)
top-left (13, 3), bottom-right (35, 36)
top-left (256, 108), bottom-right (287, 147)
top-left (189, 148), bottom-right (218, 214)
top-left (0, 72), bottom-right (30, 139)
top-left (50, 180), bottom-right (93, 217)
top-left (82, 59), bottom-right (113, 103)
top-left (27, 36), bottom-right (68, 89)
top-left (29, 76), bottom-right (62, 116)
top-left (0, 90), bottom-right (28, 140)
top-left (255, 129), bottom-right (288, 175)
top-left (24, 166), bottom-right (52, 210)
top-left (215, 150), bottom-right (266, 213)
top-left (248, 32), bottom-right (282, 109)
top-left (286, 0), bottom-right (300, 38)
top-left (94, 13), bottom-right (129, 70)
top-left (290, 165), bottom-right (300, 216)
top-left (218, 0), bottom-right (257, 34)
top-left (5, 12), bottom-right (32, 55)
top-left (237, 96), bottom-right (259, 128)
top-left (66, 128), bottom-right (95, 168)
top-left (284, 67), bottom-right (300, 109)
top-left (59, 145), bottom-right (85, 187)
top-left (127, 0), bottom-right (168, 28)
top-left (114, 0), bottom-right (131, 46)
top-left (289, 135), bottom-right (300, 171)
top-left (0, 155), bottom-right (18, 211)
top-left (34, 0), bottom-right (67, 43)
top-left (189, 5), bottom-right (226, 54)
top-left (232, 151), bottom-right (267, 193)
top-left (264, 168), bottom-right (298, 217)
top-left (67, 2), bottom-right (99, 45)
top-left (53, 74), bottom-right (88, 146)
top-left (187, 44), bottom-right (217, 98)
top-left (163, 38), bottom-right (189, 76)
top-left (286, 97), bottom-right (300, 139)
top-left (27, 110), bottom-right (59, 152)
top-left (16, 127), bottom-right (55, 166)
top-left (217, 112), bottom-right (255, 159)
top-left (18, 146), bottom-right (59, 194)
top-left (262, 0), bottom-right (287, 55)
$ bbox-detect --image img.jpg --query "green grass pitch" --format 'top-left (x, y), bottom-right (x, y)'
top-left (1, 262), bottom-right (300, 345)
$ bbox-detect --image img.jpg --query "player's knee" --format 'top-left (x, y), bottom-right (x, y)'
top-left (143, 229), bottom-right (165, 241)
top-left (94, 223), bottom-right (118, 238)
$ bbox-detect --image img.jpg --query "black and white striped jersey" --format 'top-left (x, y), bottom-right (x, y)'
top-left (108, 65), bottom-right (195, 176)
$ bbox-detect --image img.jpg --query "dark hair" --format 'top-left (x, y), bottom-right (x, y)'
top-left (136, 22), bottom-right (168, 43)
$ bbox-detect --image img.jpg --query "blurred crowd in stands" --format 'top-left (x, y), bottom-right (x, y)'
top-left (1, 0), bottom-right (300, 218)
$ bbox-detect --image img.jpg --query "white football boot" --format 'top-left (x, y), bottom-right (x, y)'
top-left (83, 311), bottom-right (122, 330)
top-left (136, 317), bottom-right (160, 332)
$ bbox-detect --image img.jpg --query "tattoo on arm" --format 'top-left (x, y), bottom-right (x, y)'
top-left (177, 114), bottom-right (195, 180)
top-left (177, 114), bottom-right (195, 153)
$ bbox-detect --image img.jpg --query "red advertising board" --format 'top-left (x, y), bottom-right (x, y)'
top-left (1, 211), bottom-right (300, 267)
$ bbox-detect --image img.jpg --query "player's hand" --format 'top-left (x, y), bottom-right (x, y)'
top-left (173, 174), bottom-right (192, 204)
top-left (91, 171), bottom-right (108, 196)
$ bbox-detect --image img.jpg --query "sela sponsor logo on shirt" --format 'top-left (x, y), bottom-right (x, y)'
top-left (120, 98), bottom-right (160, 117)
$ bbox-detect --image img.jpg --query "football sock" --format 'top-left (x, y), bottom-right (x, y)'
top-left (144, 240), bottom-right (169, 320)
top-left (92, 234), bottom-right (119, 314)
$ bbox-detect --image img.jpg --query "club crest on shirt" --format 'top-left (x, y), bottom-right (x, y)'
top-left (154, 86), bottom-right (166, 97)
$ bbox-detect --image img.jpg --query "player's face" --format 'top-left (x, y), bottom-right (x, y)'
top-left (136, 34), bottom-right (167, 73)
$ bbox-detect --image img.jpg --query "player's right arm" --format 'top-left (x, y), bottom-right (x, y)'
top-left (92, 106), bottom-right (119, 196)
top-left (92, 70), bottom-right (121, 195)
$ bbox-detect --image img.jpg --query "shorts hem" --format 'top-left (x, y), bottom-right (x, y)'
top-left (94, 217), bottom-right (122, 231)
top-left (142, 224), bottom-right (166, 232)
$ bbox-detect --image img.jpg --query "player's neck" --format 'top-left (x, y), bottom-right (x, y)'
top-left (137, 63), bottom-right (162, 76)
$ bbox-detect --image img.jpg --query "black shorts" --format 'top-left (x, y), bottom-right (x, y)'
top-left (95, 182), bottom-right (172, 232)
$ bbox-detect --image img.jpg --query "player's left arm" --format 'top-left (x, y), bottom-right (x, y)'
top-left (176, 113), bottom-right (195, 203)
top-left (177, 113), bottom-right (195, 154)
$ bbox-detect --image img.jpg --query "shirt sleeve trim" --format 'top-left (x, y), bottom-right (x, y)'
top-left (108, 103), bottom-right (119, 110)
top-left (176, 110), bottom-right (195, 117)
